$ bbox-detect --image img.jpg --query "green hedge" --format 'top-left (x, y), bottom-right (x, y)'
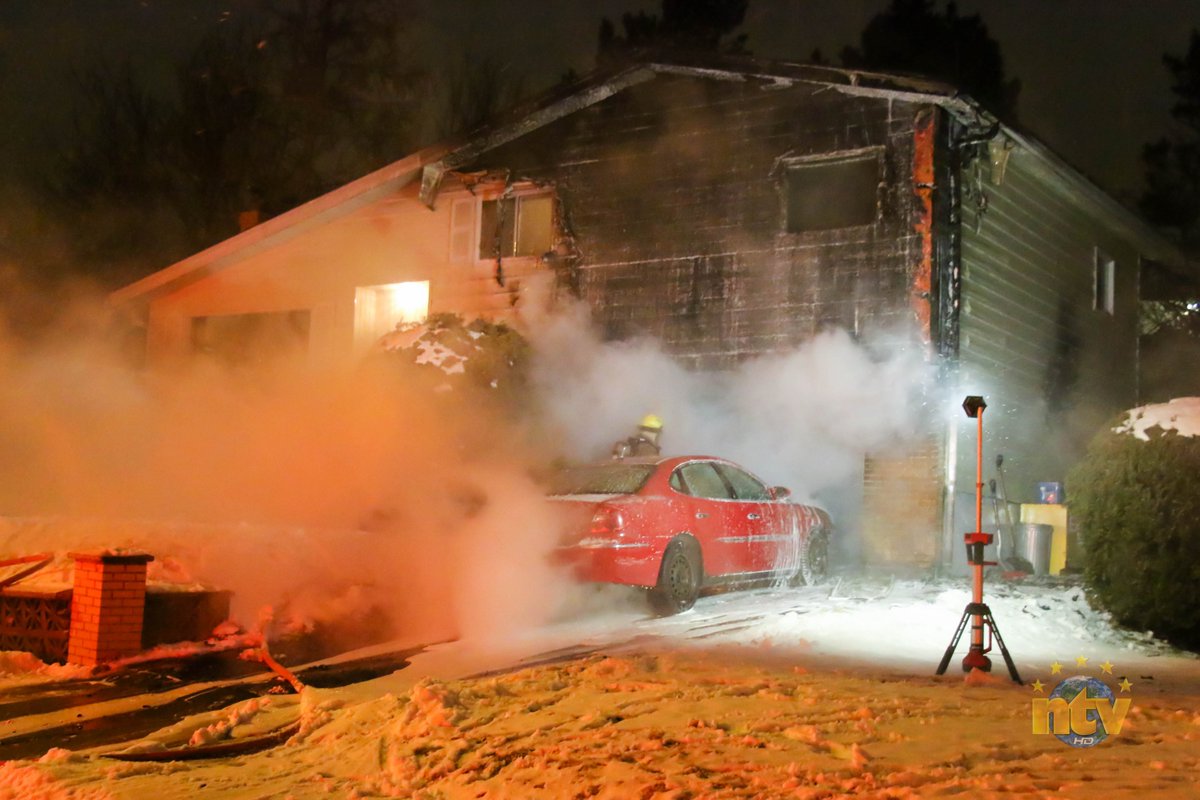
top-left (1068, 424), bottom-right (1200, 650)
top-left (376, 313), bottom-right (530, 408)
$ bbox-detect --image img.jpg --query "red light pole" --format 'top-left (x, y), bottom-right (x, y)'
top-left (936, 396), bottom-right (1022, 683)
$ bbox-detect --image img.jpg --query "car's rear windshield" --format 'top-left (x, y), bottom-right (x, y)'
top-left (548, 464), bottom-right (656, 496)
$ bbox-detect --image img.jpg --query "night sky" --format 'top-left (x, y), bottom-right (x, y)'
top-left (0, 0), bottom-right (1197, 207)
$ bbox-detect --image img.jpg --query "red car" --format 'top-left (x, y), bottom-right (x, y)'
top-left (549, 455), bottom-right (832, 615)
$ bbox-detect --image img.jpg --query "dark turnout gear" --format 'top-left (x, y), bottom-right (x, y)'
top-left (612, 413), bottom-right (663, 459)
top-left (612, 434), bottom-right (661, 459)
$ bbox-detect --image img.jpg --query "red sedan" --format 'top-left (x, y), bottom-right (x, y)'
top-left (549, 456), bottom-right (832, 615)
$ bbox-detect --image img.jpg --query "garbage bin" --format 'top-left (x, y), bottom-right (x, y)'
top-left (1017, 523), bottom-right (1054, 575)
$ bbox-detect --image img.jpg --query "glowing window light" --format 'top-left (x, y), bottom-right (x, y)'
top-left (354, 280), bottom-right (430, 353)
top-left (388, 280), bottom-right (429, 325)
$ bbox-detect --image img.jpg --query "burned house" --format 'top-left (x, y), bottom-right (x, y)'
top-left (112, 56), bottom-right (1189, 572)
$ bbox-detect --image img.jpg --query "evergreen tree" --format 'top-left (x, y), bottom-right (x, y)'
top-left (40, 1), bottom-right (428, 284)
top-left (597, 0), bottom-right (749, 66)
top-left (840, 0), bottom-right (1019, 121)
top-left (1141, 30), bottom-right (1200, 253)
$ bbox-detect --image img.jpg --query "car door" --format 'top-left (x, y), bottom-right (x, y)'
top-left (671, 461), bottom-right (742, 577)
top-left (714, 463), bottom-right (791, 574)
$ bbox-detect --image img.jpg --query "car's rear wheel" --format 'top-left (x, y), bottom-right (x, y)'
top-left (797, 527), bottom-right (830, 586)
top-left (649, 540), bottom-right (701, 616)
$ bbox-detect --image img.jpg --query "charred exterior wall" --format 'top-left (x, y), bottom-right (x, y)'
top-left (469, 74), bottom-right (941, 566)
top-left (471, 74), bottom-right (934, 370)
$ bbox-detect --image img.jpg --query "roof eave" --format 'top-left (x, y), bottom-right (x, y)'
top-left (108, 144), bottom-right (448, 306)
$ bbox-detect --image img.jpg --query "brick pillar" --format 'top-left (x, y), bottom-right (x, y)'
top-left (67, 552), bottom-right (154, 666)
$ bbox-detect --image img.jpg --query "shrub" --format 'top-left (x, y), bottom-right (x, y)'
top-left (1068, 422), bottom-right (1200, 650)
top-left (375, 313), bottom-right (530, 408)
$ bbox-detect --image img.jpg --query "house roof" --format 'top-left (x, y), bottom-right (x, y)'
top-left (110, 53), bottom-right (1189, 305)
top-left (108, 143), bottom-right (449, 306)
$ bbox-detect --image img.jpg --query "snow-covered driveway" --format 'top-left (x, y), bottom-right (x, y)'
top-left (3, 576), bottom-right (1199, 798)
top-left (483, 576), bottom-right (1186, 682)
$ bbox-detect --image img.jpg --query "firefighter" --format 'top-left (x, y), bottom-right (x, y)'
top-left (612, 413), bottom-right (663, 459)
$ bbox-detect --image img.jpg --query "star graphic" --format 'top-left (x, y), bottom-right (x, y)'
top-left (1031, 679), bottom-right (1045, 693)
top-left (1119, 678), bottom-right (1133, 693)
top-left (1100, 660), bottom-right (1114, 675)
top-left (1050, 661), bottom-right (1063, 675)
top-left (1075, 655), bottom-right (1089, 667)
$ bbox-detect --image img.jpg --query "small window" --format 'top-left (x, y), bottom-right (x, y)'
top-left (448, 197), bottom-right (477, 264)
top-left (191, 310), bottom-right (310, 366)
top-left (669, 470), bottom-right (686, 493)
top-left (479, 193), bottom-right (554, 259)
top-left (714, 464), bottom-right (771, 501)
top-left (1094, 248), bottom-right (1115, 315)
top-left (783, 150), bottom-right (881, 233)
top-left (678, 463), bottom-right (732, 500)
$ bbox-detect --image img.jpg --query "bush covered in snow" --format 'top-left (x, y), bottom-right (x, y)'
top-left (375, 313), bottom-right (530, 407)
top-left (1069, 408), bottom-right (1200, 650)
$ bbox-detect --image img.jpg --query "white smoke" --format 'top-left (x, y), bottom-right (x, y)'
top-left (0, 280), bottom-right (938, 650)
top-left (526, 299), bottom-right (936, 506)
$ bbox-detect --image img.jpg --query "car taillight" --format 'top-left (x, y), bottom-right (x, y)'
top-left (589, 505), bottom-right (626, 538)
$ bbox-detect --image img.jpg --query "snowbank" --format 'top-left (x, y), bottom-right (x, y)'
top-left (0, 651), bottom-right (92, 689)
top-left (22, 646), bottom-right (1200, 799)
top-left (0, 762), bottom-right (112, 800)
top-left (2, 576), bottom-right (1198, 796)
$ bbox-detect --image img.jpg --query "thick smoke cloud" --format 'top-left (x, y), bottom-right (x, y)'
top-left (0, 282), bottom-right (935, 651)
top-left (0, 282), bottom-right (572, 645)
top-left (527, 300), bottom-right (935, 506)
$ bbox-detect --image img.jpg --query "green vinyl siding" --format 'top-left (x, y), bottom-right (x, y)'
top-left (947, 143), bottom-right (1147, 564)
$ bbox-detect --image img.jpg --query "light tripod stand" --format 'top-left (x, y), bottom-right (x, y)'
top-left (936, 395), bottom-right (1022, 684)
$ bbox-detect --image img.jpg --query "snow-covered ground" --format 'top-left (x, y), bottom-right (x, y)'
top-left (2, 576), bottom-right (1199, 798)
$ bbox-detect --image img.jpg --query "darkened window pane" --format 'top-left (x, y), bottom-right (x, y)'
top-left (191, 310), bottom-right (310, 366)
top-left (515, 194), bottom-right (554, 257)
top-left (479, 198), bottom-right (517, 259)
top-left (785, 155), bottom-right (880, 232)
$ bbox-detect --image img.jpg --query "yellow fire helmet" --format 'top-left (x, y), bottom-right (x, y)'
top-left (639, 413), bottom-right (664, 431)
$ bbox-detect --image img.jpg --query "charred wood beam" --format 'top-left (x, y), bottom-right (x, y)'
top-left (420, 66), bottom-right (656, 207)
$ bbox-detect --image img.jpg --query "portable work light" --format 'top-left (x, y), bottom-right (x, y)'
top-left (936, 395), bottom-right (1022, 683)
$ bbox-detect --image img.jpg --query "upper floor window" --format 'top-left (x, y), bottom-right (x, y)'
top-left (1094, 248), bottom-right (1115, 315)
top-left (782, 149), bottom-right (882, 233)
top-left (479, 193), bottom-right (554, 260)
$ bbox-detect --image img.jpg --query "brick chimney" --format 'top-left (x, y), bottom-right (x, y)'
top-left (67, 552), bottom-right (153, 666)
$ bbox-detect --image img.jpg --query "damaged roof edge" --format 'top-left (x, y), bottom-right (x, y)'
top-left (417, 58), bottom-right (965, 208)
top-left (113, 53), bottom-right (1192, 304)
top-left (646, 56), bottom-right (962, 100)
top-left (418, 65), bottom-right (656, 207)
top-left (108, 145), bottom-right (447, 306)
top-left (998, 125), bottom-right (1190, 271)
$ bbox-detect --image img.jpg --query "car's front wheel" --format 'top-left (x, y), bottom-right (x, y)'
top-left (797, 527), bottom-right (830, 586)
top-left (649, 540), bottom-right (701, 616)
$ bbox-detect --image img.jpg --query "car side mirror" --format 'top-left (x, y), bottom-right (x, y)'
top-left (771, 486), bottom-right (791, 501)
